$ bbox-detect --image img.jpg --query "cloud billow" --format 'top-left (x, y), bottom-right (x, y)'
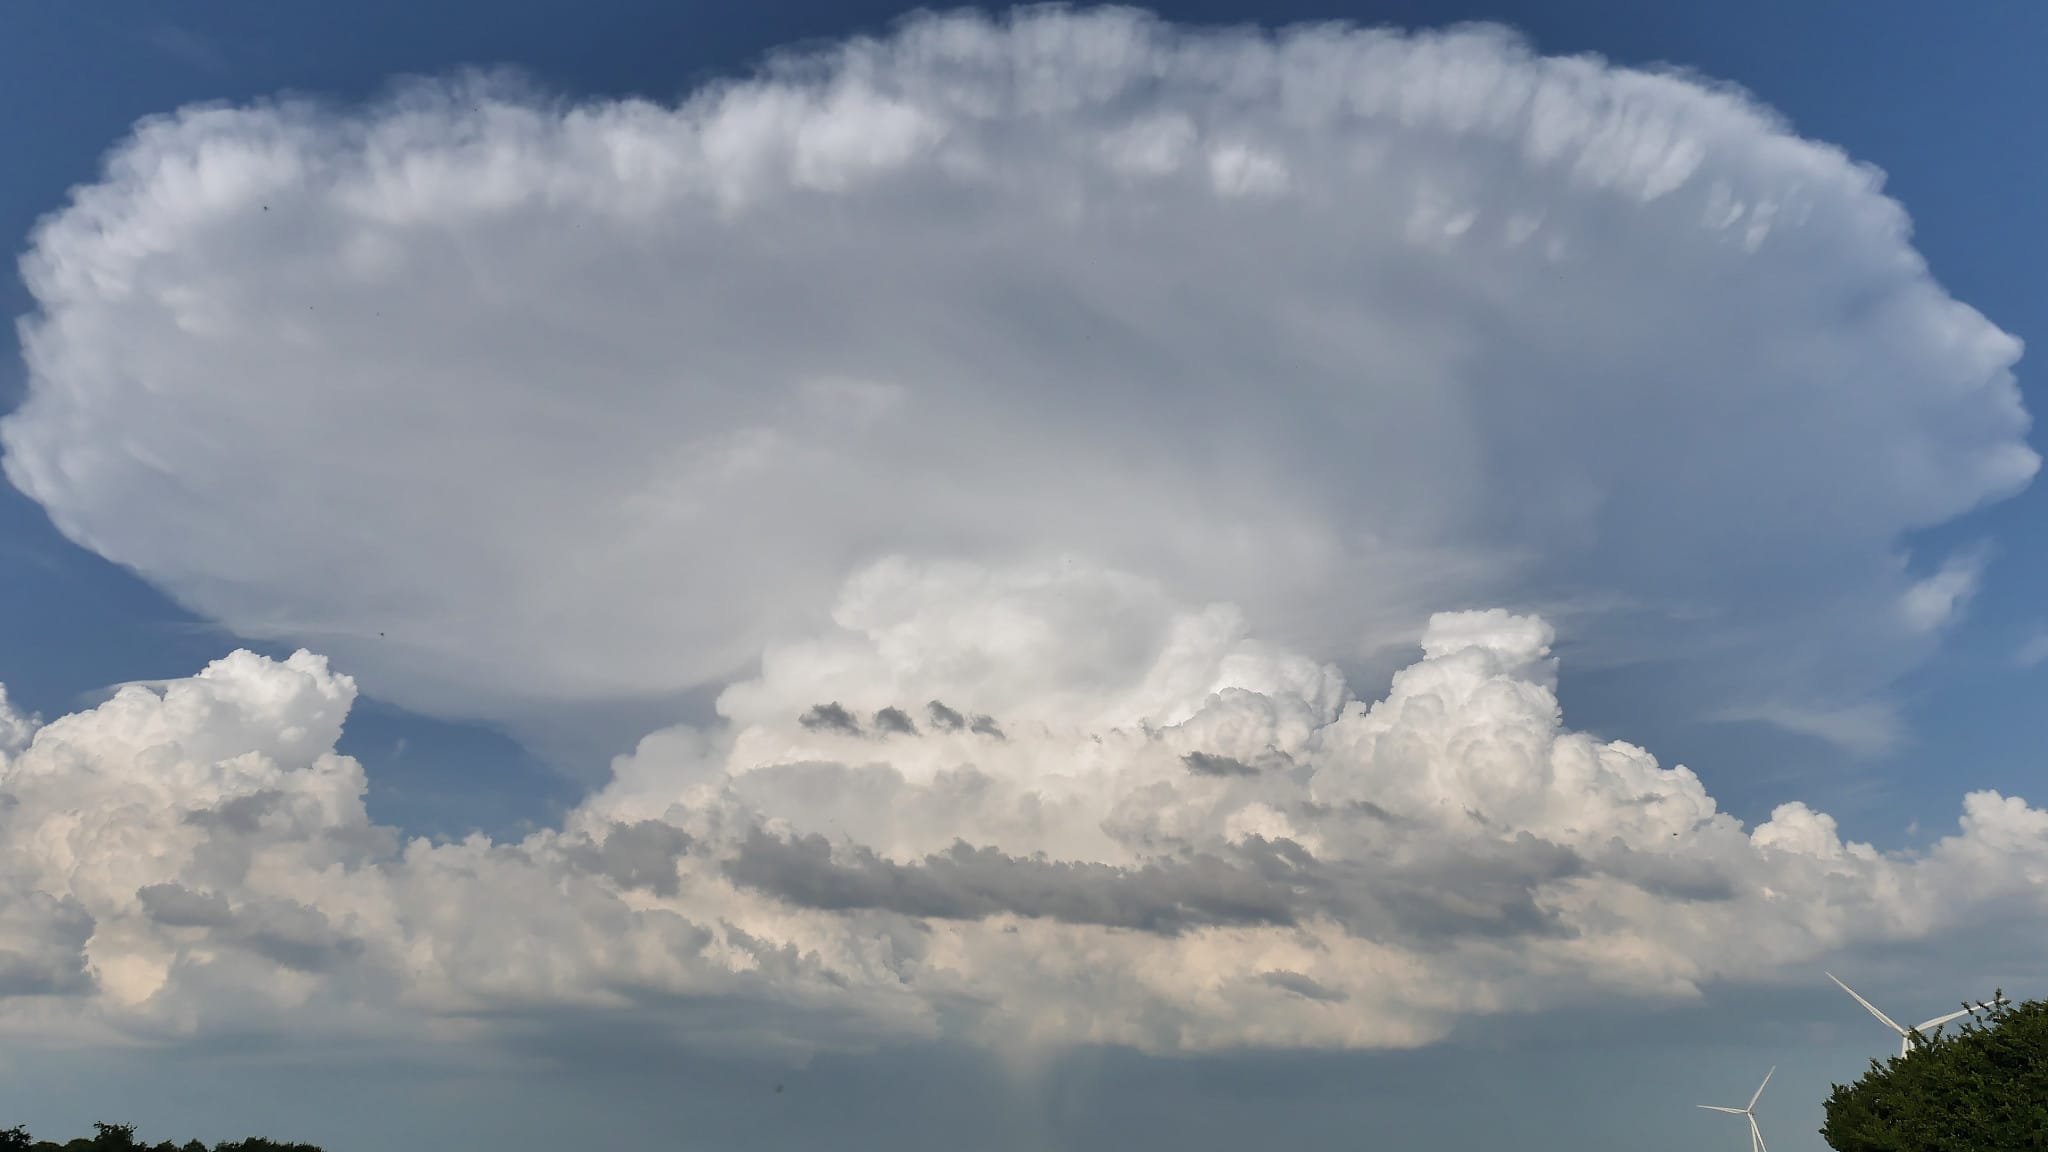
top-left (798, 702), bottom-right (864, 735)
top-left (872, 706), bottom-right (919, 736)
top-left (0, 8), bottom-right (2030, 750)
top-left (1, 560), bottom-right (2044, 1060)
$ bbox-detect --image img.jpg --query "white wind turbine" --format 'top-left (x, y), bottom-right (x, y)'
top-left (1697, 1066), bottom-right (1773, 1152)
top-left (1825, 972), bottom-right (2002, 1058)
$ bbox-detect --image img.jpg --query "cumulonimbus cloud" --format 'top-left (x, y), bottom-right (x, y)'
top-left (1, 560), bottom-right (2043, 1057)
top-left (0, 8), bottom-right (2032, 747)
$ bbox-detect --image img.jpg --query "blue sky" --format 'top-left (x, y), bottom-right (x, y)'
top-left (0, 2), bottom-right (2043, 1150)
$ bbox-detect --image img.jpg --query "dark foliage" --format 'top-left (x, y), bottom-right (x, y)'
top-left (0, 1122), bottom-right (322, 1152)
top-left (1822, 992), bottom-right (2047, 1151)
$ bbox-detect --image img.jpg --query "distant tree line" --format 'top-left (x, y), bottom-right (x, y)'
top-left (1823, 993), bottom-right (2046, 1151)
top-left (0, 1123), bottom-right (322, 1152)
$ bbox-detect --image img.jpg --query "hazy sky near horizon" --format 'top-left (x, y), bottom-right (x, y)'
top-left (1, 3), bottom-right (2045, 1150)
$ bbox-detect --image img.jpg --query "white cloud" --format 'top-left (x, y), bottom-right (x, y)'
top-left (0, 9), bottom-right (2032, 753)
top-left (1897, 548), bottom-right (1990, 634)
top-left (1722, 700), bottom-right (1907, 758)
top-left (0, 687), bottom-right (34, 757)
top-left (2, 561), bottom-right (2044, 1060)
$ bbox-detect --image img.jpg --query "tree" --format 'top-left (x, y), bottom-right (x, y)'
top-left (1822, 992), bottom-right (2047, 1151)
top-left (89, 1124), bottom-right (139, 1151)
top-left (0, 1127), bottom-right (322, 1152)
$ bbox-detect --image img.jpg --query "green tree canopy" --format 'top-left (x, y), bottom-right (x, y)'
top-left (1822, 992), bottom-right (2047, 1151)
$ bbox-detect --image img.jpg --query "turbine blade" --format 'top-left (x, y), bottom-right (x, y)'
top-left (1748, 1066), bottom-right (1775, 1111)
top-left (1698, 1106), bottom-right (1746, 1114)
top-left (1917, 1007), bottom-right (1974, 1031)
top-left (1751, 1115), bottom-right (1769, 1152)
top-left (1827, 972), bottom-right (1905, 1034)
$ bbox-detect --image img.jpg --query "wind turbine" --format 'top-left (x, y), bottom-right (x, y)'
top-left (1697, 1066), bottom-right (1773, 1152)
top-left (1826, 972), bottom-right (2002, 1058)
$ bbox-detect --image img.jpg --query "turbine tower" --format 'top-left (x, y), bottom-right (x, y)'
top-left (1825, 972), bottom-right (2003, 1058)
top-left (1697, 1066), bottom-right (1773, 1152)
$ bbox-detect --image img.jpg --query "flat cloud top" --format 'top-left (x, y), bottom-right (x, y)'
top-left (0, 560), bottom-right (2043, 1058)
top-left (1, 8), bottom-right (2032, 744)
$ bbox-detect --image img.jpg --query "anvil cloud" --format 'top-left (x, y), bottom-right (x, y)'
top-left (1, 9), bottom-right (2032, 750)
